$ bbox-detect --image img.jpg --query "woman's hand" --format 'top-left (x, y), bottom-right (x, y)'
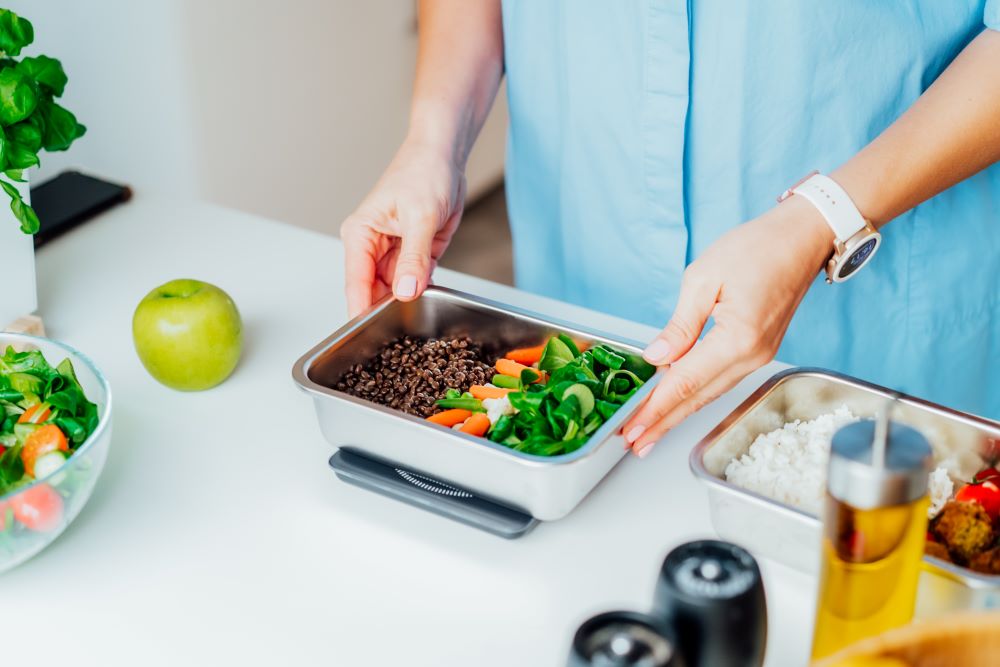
top-left (622, 196), bottom-right (835, 457)
top-left (340, 139), bottom-right (467, 318)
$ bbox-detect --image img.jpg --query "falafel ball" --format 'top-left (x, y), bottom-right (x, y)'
top-left (924, 540), bottom-right (953, 563)
top-left (969, 546), bottom-right (1000, 575)
top-left (932, 501), bottom-right (995, 563)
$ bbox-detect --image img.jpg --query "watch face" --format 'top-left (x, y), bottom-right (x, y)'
top-left (838, 237), bottom-right (878, 280)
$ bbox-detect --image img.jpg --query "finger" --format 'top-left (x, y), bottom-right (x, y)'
top-left (630, 358), bottom-right (752, 456)
top-left (392, 210), bottom-right (439, 301)
top-left (623, 325), bottom-right (746, 448)
top-left (341, 217), bottom-right (378, 318)
top-left (642, 273), bottom-right (720, 366)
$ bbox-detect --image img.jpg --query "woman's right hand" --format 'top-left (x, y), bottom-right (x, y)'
top-left (340, 139), bottom-right (467, 318)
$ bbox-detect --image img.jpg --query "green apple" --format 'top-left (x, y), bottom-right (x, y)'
top-left (132, 279), bottom-right (243, 391)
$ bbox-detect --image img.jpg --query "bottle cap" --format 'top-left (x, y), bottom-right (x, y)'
top-left (568, 611), bottom-right (679, 667)
top-left (652, 540), bottom-right (766, 667)
top-left (827, 420), bottom-right (933, 509)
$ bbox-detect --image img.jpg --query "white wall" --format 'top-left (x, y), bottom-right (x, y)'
top-left (6, 0), bottom-right (199, 198)
top-left (8, 1), bottom-right (507, 234)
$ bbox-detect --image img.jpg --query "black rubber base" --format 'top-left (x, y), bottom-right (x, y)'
top-left (329, 449), bottom-right (539, 539)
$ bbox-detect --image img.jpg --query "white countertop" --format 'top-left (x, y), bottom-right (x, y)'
top-left (0, 196), bottom-right (816, 666)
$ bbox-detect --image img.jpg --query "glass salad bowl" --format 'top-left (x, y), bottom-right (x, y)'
top-left (0, 332), bottom-right (112, 574)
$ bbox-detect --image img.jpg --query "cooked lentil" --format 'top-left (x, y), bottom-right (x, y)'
top-left (335, 335), bottom-right (493, 417)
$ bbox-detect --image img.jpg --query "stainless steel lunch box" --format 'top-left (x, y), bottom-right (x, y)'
top-left (292, 286), bottom-right (657, 521)
top-left (690, 368), bottom-right (1000, 616)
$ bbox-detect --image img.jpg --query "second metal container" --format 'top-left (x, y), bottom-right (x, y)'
top-left (689, 368), bottom-right (1000, 616)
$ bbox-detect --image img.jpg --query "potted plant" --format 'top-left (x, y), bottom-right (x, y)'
top-left (0, 8), bottom-right (85, 328)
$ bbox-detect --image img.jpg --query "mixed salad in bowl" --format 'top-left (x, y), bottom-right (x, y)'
top-left (0, 335), bottom-right (110, 572)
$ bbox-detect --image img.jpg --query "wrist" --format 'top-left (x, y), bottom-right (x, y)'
top-left (407, 98), bottom-right (474, 170)
top-left (776, 194), bottom-right (837, 270)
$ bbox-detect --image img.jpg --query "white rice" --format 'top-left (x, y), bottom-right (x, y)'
top-left (724, 406), bottom-right (955, 518)
top-left (927, 466), bottom-right (954, 518)
top-left (724, 406), bottom-right (859, 516)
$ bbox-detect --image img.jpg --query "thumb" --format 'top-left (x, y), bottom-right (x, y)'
top-left (392, 209), bottom-right (439, 301)
top-left (643, 274), bottom-right (719, 365)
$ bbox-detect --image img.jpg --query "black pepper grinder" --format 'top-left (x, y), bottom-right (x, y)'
top-left (568, 611), bottom-right (685, 667)
top-left (651, 540), bottom-right (767, 667)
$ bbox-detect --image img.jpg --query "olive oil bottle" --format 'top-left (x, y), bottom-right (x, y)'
top-left (810, 415), bottom-right (933, 660)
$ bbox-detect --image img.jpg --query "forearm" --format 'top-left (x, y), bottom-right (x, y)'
top-left (833, 29), bottom-right (1000, 226)
top-left (408, 0), bottom-right (504, 168)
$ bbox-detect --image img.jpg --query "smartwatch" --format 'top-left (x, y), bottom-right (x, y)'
top-left (778, 171), bottom-right (881, 283)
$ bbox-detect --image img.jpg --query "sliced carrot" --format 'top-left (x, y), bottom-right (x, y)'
top-left (18, 403), bottom-right (51, 424)
top-left (426, 409), bottom-right (473, 427)
top-left (505, 345), bottom-right (546, 365)
top-left (459, 413), bottom-right (491, 437)
top-left (21, 424), bottom-right (69, 477)
top-left (469, 385), bottom-right (512, 400)
top-left (574, 339), bottom-right (590, 353)
top-left (495, 358), bottom-right (546, 383)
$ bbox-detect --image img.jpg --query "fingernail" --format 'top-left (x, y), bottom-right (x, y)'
top-left (636, 442), bottom-right (654, 458)
top-left (396, 275), bottom-right (417, 298)
top-left (643, 339), bottom-right (671, 363)
top-left (625, 425), bottom-right (646, 443)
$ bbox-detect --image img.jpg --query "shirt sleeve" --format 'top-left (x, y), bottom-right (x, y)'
top-left (987, 0), bottom-right (1000, 30)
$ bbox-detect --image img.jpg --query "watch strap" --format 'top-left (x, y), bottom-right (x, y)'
top-left (789, 174), bottom-right (867, 241)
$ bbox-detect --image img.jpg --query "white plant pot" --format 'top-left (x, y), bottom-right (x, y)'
top-left (0, 174), bottom-right (37, 328)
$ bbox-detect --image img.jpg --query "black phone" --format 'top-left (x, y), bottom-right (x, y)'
top-left (30, 171), bottom-right (131, 247)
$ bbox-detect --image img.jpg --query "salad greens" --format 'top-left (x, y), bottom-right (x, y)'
top-left (0, 345), bottom-right (98, 495)
top-left (434, 334), bottom-right (656, 457)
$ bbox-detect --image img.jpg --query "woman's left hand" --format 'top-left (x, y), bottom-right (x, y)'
top-left (622, 196), bottom-right (836, 457)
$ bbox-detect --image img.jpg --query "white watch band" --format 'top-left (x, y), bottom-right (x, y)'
top-left (787, 173), bottom-right (867, 241)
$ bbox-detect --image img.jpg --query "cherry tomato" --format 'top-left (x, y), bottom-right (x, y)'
top-left (0, 501), bottom-right (8, 531)
top-left (974, 467), bottom-right (1000, 484)
top-left (20, 424), bottom-right (69, 477)
top-left (955, 480), bottom-right (1000, 521)
top-left (9, 484), bottom-right (63, 532)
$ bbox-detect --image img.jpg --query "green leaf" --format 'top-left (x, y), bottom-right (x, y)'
top-left (1, 346), bottom-right (56, 378)
top-left (8, 191), bottom-right (38, 233)
top-left (0, 179), bottom-right (38, 233)
top-left (7, 119), bottom-right (41, 152)
top-left (3, 168), bottom-right (22, 182)
top-left (7, 372), bottom-right (42, 395)
top-left (46, 388), bottom-right (80, 413)
top-left (538, 336), bottom-right (576, 373)
top-left (0, 67), bottom-right (37, 125)
top-left (0, 10), bottom-right (34, 58)
top-left (557, 334), bottom-right (581, 358)
top-left (0, 442), bottom-right (24, 489)
top-left (5, 141), bottom-right (37, 169)
top-left (38, 99), bottom-right (84, 151)
top-left (16, 55), bottom-right (66, 97)
top-left (595, 400), bottom-right (619, 421)
top-left (487, 414), bottom-right (515, 443)
top-left (622, 354), bottom-right (657, 382)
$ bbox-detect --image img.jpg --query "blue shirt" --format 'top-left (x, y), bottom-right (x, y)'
top-left (502, 0), bottom-right (1000, 419)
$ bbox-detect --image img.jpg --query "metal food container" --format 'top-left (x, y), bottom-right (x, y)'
top-left (690, 368), bottom-right (1000, 616)
top-left (292, 286), bottom-right (657, 521)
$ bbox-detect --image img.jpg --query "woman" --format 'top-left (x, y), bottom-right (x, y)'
top-left (341, 1), bottom-right (1000, 457)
